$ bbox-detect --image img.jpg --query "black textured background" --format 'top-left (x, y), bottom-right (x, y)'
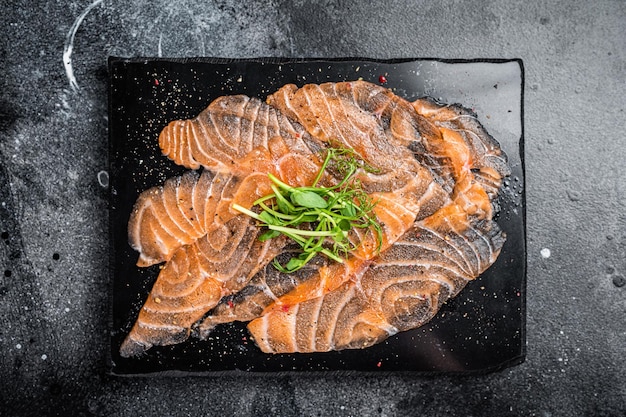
top-left (1, 1), bottom-right (624, 416)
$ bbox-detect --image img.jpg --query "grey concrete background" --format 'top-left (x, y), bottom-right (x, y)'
top-left (0, 0), bottom-right (624, 416)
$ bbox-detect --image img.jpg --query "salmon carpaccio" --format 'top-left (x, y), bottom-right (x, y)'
top-left (120, 80), bottom-right (509, 357)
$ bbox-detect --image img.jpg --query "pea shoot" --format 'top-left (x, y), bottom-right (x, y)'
top-left (232, 147), bottom-right (383, 273)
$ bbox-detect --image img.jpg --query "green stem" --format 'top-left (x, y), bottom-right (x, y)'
top-left (283, 210), bottom-right (319, 226)
top-left (257, 202), bottom-right (298, 220)
top-left (231, 203), bottom-right (261, 221)
top-left (252, 193), bottom-right (278, 206)
top-left (311, 149), bottom-right (334, 186)
top-left (267, 224), bottom-right (336, 237)
top-left (268, 173), bottom-right (294, 191)
top-left (278, 229), bottom-right (343, 263)
top-left (270, 184), bottom-right (298, 212)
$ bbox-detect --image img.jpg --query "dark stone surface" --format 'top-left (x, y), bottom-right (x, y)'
top-left (0, 0), bottom-right (624, 416)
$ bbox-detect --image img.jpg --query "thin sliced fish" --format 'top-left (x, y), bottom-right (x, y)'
top-left (122, 80), bottom-right (510, 356)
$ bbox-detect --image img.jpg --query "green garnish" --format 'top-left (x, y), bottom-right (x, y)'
top-left (232, 147), bottom-right (383, 273)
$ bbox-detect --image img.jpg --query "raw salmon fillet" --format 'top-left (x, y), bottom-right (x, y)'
top-left (120, 80), bottom-right (510, 357)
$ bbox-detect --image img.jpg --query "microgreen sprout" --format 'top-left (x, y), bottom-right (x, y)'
top-left (232, 147), bottom-right (383, 273)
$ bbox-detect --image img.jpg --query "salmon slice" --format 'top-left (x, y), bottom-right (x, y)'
top-left (247, 209), bottom-right (505, 353)
top-left (267, 82), bottom-right (411, 171)
top-left (119, 217), bottom-right (288, 357)
top-left (412, 97), bottom-right (510, 197)
top-left (246, 190), bottom-right (505, 353)
top-left (128, 169), bottom-right (295, 267)
top-left (194, 248), bottom-right (332, 338)
top-left (267, 81), bottom-right (459, 193)
top-left (128, 170), bottom-right (232, 267)
top-left (159, 95), bottom-right (324, 173)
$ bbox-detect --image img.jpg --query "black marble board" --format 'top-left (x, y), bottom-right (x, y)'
top-left (108, 57), bottom-right (526, 376)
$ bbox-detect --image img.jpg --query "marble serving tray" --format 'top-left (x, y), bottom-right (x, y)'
top-left (108, 57), bottom-right (526, 376)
